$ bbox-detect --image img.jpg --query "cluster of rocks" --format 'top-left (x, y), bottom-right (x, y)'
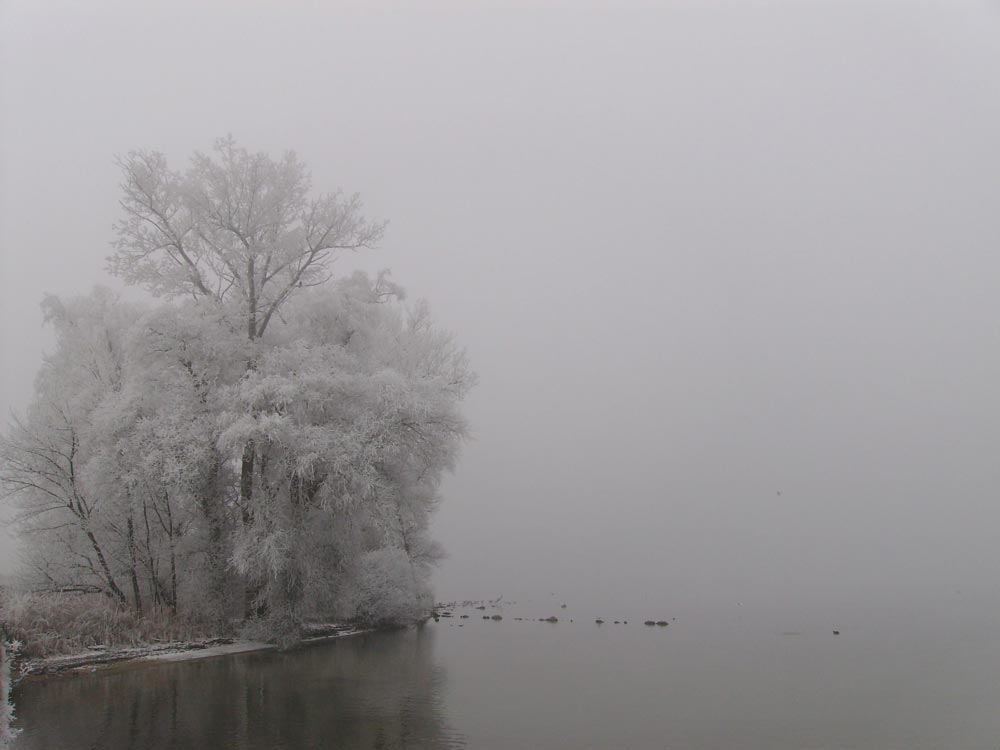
top-left (433, 609), bottom-right (504, 622)
top-left (433, 600), bottom-right (679, 631)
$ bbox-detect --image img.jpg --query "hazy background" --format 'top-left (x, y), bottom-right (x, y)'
top-left (3, 0), bottom-right (1000, 616)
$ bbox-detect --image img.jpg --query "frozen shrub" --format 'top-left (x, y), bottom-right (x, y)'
top-left (0, 636), bottom-right (17, 748)
top-left (348, 549), bottom-right (432, 627)
top-left (0, 592), bottom-right (221, 659)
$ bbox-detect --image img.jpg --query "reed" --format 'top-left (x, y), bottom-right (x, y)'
top-left (0, 591), bottom-right (222, 660)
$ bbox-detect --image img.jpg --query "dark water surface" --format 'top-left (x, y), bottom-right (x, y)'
top-left (13, 596), bottom-right (1000, 749)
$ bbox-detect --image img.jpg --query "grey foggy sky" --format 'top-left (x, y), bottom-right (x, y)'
top-left (2, 0), bottom-right (1000, 610)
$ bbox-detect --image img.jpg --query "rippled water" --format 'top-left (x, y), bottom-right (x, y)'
top-left (13, 594), bottom-right (1000, 749)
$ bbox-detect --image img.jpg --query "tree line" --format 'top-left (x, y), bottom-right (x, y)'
top-left (0, 139), bottom-right (474, 641)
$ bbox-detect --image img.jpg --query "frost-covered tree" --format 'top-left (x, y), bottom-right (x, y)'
top-left (0, 290), bottom-right (230, 617)
top-left (1, 274), bottom-right (473, 637)
top-left (2, 140), bottom-right (473, 643)
top-left (220, 273), bottom-right (474, 638)
top-left (110, 136), bottom-right (385, 328)
top-left (120, 300), bottom-right (247, 618)
top-left (109, 138), bottom-right (386, 602)
top-left (0, 290), bottom-right (142, 605)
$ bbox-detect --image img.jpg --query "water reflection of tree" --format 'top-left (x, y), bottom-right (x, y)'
top-left (14, 627), bottom-right (466, 750)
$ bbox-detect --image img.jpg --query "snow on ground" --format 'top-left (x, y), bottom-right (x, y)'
top-left (20, 626), bottom-right (372, 678)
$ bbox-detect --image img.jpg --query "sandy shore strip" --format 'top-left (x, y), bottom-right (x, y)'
top-left (18, 624), bottom-right (372, 678)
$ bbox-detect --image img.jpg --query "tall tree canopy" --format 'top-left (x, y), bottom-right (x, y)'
top-left (1, 140), bottom-right (473, 642)
top-left (109, 136), bottom-right (385, 339)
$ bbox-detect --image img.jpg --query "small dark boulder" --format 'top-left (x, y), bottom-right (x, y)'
top-left (656, 621), bottom-right (669, 627)
top-left (459, 615), bottom-right (469, 619)
top-left (561, 604), bottom-right (567, 608)
top-left (644, 620), bottom-right (656, 626)
top-left (833, 630), bottom-right (840, 635)
top-left (491, 614), bottom-right (503, 621)
top-left (482, 615), bottom-right (490, 620)
top-left (544, 616), bottom-right (559, 623)
top-left (595, 619), bottom-right (604, 624)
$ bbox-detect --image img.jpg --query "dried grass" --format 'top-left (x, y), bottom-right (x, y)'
top-left (0, 591), bottom-right (222, 660)
top-left (0, 638), bottom-right (16, 748)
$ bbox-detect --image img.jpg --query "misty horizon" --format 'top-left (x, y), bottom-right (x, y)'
top-left (6, 2), bottom-right (1000, 748)
top-left (3, 0), bottom-right (1000, 624)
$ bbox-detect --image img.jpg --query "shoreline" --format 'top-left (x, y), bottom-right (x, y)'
top-left (16, 624), bottom-right (373, 681)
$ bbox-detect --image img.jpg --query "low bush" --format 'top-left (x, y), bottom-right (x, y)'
top-left (0, 590), bottom-right (224, 660)
top-left (347, 548), bottom-right (433, 627)
top-left (0, 637), bottom-right (16, 748)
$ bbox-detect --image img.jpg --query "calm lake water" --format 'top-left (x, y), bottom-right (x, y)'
top-left (12, 594), bottom-right (1000, 749)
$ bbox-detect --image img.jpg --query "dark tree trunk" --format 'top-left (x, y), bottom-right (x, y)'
top-left (126, 516), bottom-right (143, 617)
top-left (164, 496), bottom-right (178, 616)
top-left (85, 529), bottom-right (127, 606)
top-left (196, 455), bottom-right (228, 610)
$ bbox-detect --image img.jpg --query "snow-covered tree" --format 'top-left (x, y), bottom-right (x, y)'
top-left (2, 273), bottom-right (473, 637)
top-left (109, 138), bottom-right (387, 604)
top-left (109, 136), bottom-right (385, 330)
top-left (2, 140), bottom-right (473, 643)
top-left (0, 289), bottom-right (141, 606)
top-left (220, 273), bottom-right (474, 638)
top-left (119, 300), bottom-right (247, 619)
top-left (0, 290), bottom-right (233, 618)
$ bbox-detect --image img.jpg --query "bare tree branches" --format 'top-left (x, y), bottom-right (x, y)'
top-left (109, 137), bottom-right (385, 340)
